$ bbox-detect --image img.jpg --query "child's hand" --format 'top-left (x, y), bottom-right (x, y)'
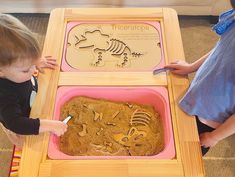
top-left (36, 56), bottom-right (58, 73)
top-left (50, 121), bottom-right (68, 136)
top-left (39, 119), bottom-right (68, 136)
top-left (164, 60), bottom-right (194, 75)
top-left (199, 132), bottom-right (219, 148)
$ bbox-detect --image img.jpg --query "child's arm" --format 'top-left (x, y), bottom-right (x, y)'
top-left (39, 119), bottom-right (67, 136)
top-left (0, 95), bottom-right (67, 136)
top-left (200, 113), bottom-right (235, 147)
top-left (164, 51), bottom-right (211, 75)
top-left (3, 113), bottom-right (67, 136)
top-left (1, 100), bottom-right (41, 135)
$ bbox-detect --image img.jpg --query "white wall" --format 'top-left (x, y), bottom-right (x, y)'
top-left (0, 0), bottom-right (232, 15)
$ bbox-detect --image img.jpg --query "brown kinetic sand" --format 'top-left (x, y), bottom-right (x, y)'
top-left (59, 96), bottom-right (164, 156)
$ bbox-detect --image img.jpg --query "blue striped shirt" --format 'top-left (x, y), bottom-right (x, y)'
top-left (179, 15), bottom-right (235, 124)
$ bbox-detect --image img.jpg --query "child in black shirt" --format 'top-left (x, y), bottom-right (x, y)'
top-left (0, 14), bottom-right (67, 148)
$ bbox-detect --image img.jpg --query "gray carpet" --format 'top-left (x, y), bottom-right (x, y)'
top-left (0, 14), bottom-right (234, 177)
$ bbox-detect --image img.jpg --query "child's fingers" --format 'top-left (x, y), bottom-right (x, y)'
top-left (44, 63), bottom-right (57, 69)
top-left (170, 69), bottom-right (182, 74)
top-left (42, 59), bottom-right (58, 68)
top-left (56, 123), bottom-right (68, 136)
top-left (164, 64), bottom-right (181, 70)
top-left (36, 63), bottom-right (57, 73)
top-left (43, 56), bottom-right (57, 63)
top-left (165, 62), bottom-right (180, 67)
top-left (45, 58), bottom-right (57, 62)
top-left (46, 59), bottom-right (58, 66)
top-left (44, 55), bottom-right (52, 58)
top-left (63, 123), bottom-right (68, 131)
top-left (171, 70), bottom-right (189, 76)
top-left (164, 65), bottom-right (176, 69)
top-left (54, 130), bottom-right (65, 137)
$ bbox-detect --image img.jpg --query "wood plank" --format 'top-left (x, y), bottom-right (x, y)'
top-left (159, 16), bottom-right (182, 159)
top-left (64, 8), bottom-right (163, 21)
top-left (59, 72), bottom-right (167, 86)
top-left (19, 9), bottom-right (66, 177)
top-left (39, 160), bottom-right (184, 177)
top-left (163, 8), bottom-right (205, 177)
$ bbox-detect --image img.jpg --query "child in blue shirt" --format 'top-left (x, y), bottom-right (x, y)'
top-left (165, 0), bottom-right (235, 155)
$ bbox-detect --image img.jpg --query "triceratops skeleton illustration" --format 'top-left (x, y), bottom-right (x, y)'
top-left (73, 30), bottom-right (143, 67)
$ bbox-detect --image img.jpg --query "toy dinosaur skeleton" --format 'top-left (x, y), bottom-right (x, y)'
top-left (113, 127), bottom-right (147, 147)
top-left (130, 109), bottom-right (151, 126)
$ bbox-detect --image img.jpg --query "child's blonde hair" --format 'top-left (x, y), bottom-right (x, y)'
top-left (0, 14), bottom-right (41, 66)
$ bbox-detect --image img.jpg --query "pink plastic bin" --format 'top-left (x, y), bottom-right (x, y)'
top-left (48, 86), bottom-right (175, 159)
top-left (61, 21), bottom-right (165, 72)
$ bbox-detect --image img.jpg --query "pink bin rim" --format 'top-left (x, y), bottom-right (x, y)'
top-left (48, 86), bottom-right (175, 160)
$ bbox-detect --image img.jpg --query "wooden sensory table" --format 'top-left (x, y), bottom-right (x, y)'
top-left (18, 8), bottom-right (204, 177)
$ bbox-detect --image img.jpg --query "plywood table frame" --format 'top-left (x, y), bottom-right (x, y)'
top-left (19, 8), bottom-right (204, 177)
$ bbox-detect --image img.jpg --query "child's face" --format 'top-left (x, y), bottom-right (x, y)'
top-left (0, 58), bottom-right (39, 83)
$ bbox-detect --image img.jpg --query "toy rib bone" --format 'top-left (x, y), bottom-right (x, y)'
top-left (130, 109), bottom-right (151, 126)
top-left (113, 127), bottom-right (147, 147)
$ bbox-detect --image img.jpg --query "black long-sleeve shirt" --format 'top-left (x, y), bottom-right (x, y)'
top-left (0, 77), bottom-right (40, 135)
